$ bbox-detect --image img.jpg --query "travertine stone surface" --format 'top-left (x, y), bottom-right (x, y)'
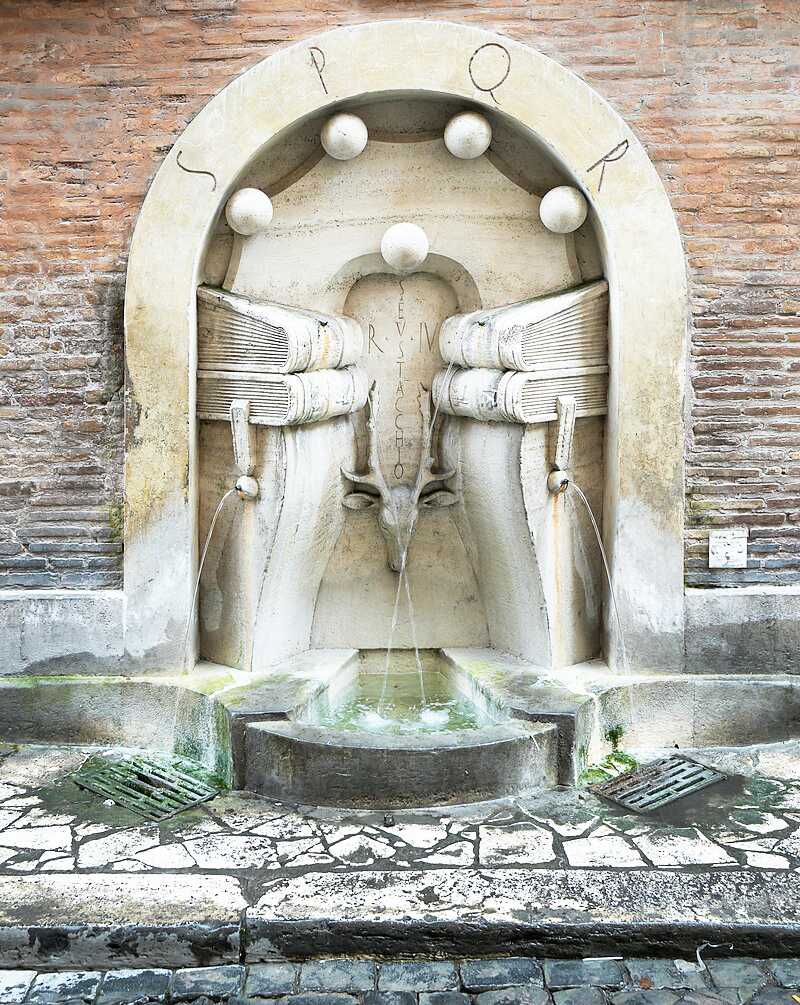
top-left (200, 92), bottom-right (598, 667)
top-left (122, 20), bottom-right (686, 674)
top-left (2, 738), bottom-right (800, 963)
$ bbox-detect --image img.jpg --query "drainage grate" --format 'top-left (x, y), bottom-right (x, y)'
top-left (73, 753), bottom-right (220, 821)
top-left (590, 754), bottom-right (728, 814)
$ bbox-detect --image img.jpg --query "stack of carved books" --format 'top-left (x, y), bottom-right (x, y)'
top-left (196, 286), bottom-right (368, 425)
top-left (434, 279), bottom-right (608, 424)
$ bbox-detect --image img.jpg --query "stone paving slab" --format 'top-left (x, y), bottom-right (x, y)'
top-left (247, 867), bottom-right (800, 959)
top-left (2, 743), bottom-right (800, 967)
top-left (0, 875), bottom-right (245, 970)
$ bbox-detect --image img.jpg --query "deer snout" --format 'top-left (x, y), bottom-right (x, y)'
top-left (377, 497), bottom-right (418, 573)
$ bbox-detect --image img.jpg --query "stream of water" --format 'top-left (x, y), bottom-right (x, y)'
top-left (182, 487), bottom-right (238, 673)
top-left (379, 364), bottom-right (457, 715)
top-left (570, 480), bottom-right (630, 674)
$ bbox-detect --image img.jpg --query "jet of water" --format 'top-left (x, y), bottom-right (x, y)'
top-left (182, 487), bottom-right (238, 673)
top-left (379, 362), bottom-right (458, 714)
top-left (569, 481), bottom-right (630, 674)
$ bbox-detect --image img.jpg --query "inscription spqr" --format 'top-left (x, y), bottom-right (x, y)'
top-left (309, 47), bottom-right (328, 94)
top-left (587, 139), bottom-right (629, 192)
top-left (468, 43), bottom-right (511, 105)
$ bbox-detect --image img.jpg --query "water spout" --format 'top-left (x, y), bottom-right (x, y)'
top-left (342, 376), bottom-right (457, 572)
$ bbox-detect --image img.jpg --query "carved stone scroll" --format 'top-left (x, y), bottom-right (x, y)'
top-left (197, 286), bottom-right (363, 374)
top-left (433, 365), bottom-right (607, 424)
top-left (439, 279), bottom-right (608, 372)
top-left (197, 366), bottom-right (369, 426)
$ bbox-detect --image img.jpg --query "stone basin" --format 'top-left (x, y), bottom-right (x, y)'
top-left (2, 649), bottom-right (800, 810)
top-left (243, 650), bottom-right (559, 808)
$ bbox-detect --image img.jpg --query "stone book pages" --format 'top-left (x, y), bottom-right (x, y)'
top-left (433, 365), bottom-right (608, 424)
top-left (197, 365), bottom-right (369, 426)
top-left (439, 279), bottom-right (608, 372)
top-left (197, 285), bottom-right (364, 373)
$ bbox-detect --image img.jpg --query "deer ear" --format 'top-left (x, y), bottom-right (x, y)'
top-left (422, 489), bottom-right (458, 508)
top-left (343, 491), bottom-right (378, 511)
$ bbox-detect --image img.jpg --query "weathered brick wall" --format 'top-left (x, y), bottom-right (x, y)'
top-left (1, 1), bottom-right (798, 590)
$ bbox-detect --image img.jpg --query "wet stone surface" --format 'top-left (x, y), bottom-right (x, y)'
top-left (461, 960), bottom-right (543, 992)
top-left (544, 959), bottom-right (626, 990)
top-left (378, 964), bottom-right (459, 992)
top-left (3, 741), bottom-right (800, 883)
top-left (0, 958), bottom-right (799, 1003)
top-left (2, 742), bottom-right (800, 976)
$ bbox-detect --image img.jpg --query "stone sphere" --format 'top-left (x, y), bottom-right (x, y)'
top-left (539, 185), bottom-right (589, 234)
top-left (380, 223), bottom-right (430, 272)
top-left (320, 112), bottom-right (368, 161)
top-left (444, 111), bottom-right (492, 159)
top-left (224, 188), bottom-right (273, 236)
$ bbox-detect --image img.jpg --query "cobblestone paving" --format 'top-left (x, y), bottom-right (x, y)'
top-left (0, 742), bottom-right (799, 879)
top-left (3, 956), bottom-right (800, 1004)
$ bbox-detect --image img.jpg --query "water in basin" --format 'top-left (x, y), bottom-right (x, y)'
top-left (307, 650), bottom-right (499, 735)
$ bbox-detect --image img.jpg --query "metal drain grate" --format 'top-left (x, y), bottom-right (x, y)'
top-left (73, 754), bottom-right (220, 821)
top-left (590, 754), bottom-right (728, 814)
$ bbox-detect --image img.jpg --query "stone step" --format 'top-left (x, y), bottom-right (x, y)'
top-left (1, 869), bottom-right (799, 970)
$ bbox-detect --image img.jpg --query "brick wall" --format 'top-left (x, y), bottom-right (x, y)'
top-left (1, 1), bottom-right (798, 590)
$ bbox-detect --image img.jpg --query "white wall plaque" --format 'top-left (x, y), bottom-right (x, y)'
top-left (708, 527), bottom-right (748, 569)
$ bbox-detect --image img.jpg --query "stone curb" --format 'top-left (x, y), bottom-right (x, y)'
top-left (2, 870), bottom-right (800, 969)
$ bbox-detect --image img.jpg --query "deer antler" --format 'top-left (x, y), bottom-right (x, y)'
top-left (341, 381), bottom-right (392, 502)
top-left (413, 385), bottom-right (456, 500)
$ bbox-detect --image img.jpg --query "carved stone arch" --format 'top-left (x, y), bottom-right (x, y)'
top-left (124, 19), bottom-right (687, 671)
top-left (327, 254), bottom-right (483, 316)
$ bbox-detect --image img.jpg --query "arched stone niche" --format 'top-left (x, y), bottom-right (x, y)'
top-left (124, 19), bottom-right (687, 673)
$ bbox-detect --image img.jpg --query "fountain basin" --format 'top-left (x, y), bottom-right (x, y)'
top-left (244, 718), bottom-right (557, 808)
top-left (2, 649), bottom-right (800, 810)
top-left (242, 651), bottom-right (559, 807)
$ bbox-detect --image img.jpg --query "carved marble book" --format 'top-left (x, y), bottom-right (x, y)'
top-left (197, 366), bottom-right (369, 426)
top-left (197, 285), bottom-right (363, 373)
top-left (439, 279), bottom-right (608, 372)
top-left (433, 365), bottom-right (608, 424)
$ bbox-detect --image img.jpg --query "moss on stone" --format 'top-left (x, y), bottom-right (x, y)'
top-left (108, 502), bottom-right (124, 541)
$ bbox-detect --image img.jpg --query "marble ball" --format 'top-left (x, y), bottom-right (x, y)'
top-left (539, 185), bottom-right (589, 234)
top-left (380, 223), bottom-right (429, 272)
top-left (320, 112), bottom-right (368, 161)
top-left (224, 187), bottom-right (273, 236)
top-left (444, 111), bottom-right (492, 159)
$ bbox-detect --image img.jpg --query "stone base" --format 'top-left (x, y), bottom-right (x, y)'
top-left (0, 869), bottom-right (798, 969)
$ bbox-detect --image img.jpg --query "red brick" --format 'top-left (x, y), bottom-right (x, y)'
top-left (1, 1), bottom-right (798, 588)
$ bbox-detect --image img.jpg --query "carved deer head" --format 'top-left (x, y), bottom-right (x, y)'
top-left (342, 382), bottom-right (457, 572)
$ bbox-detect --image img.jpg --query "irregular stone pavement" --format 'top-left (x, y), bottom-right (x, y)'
top-left (2, 741), bottom-right (799, 878)
top-left (0, 741), bottom-right (799, 968)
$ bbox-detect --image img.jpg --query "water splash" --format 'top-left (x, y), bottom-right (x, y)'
top-left (182, 487), bottom-right (237, 673)
top-left (315, 668), bottom-right (484, 735)
top-left (569, 481), bottom-right (629, 674)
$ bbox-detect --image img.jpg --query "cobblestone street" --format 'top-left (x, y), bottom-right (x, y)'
top-left (4, 956), bottom-right (800, 1004)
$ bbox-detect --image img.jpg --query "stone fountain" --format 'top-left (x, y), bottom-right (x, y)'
top-left (5, 21), bottom-right (796, 813)
top-left (179, 79), bottom-right (622, 803)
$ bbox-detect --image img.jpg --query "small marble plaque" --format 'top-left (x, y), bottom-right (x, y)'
top-left (708, 527), bottom-right (748, 569)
